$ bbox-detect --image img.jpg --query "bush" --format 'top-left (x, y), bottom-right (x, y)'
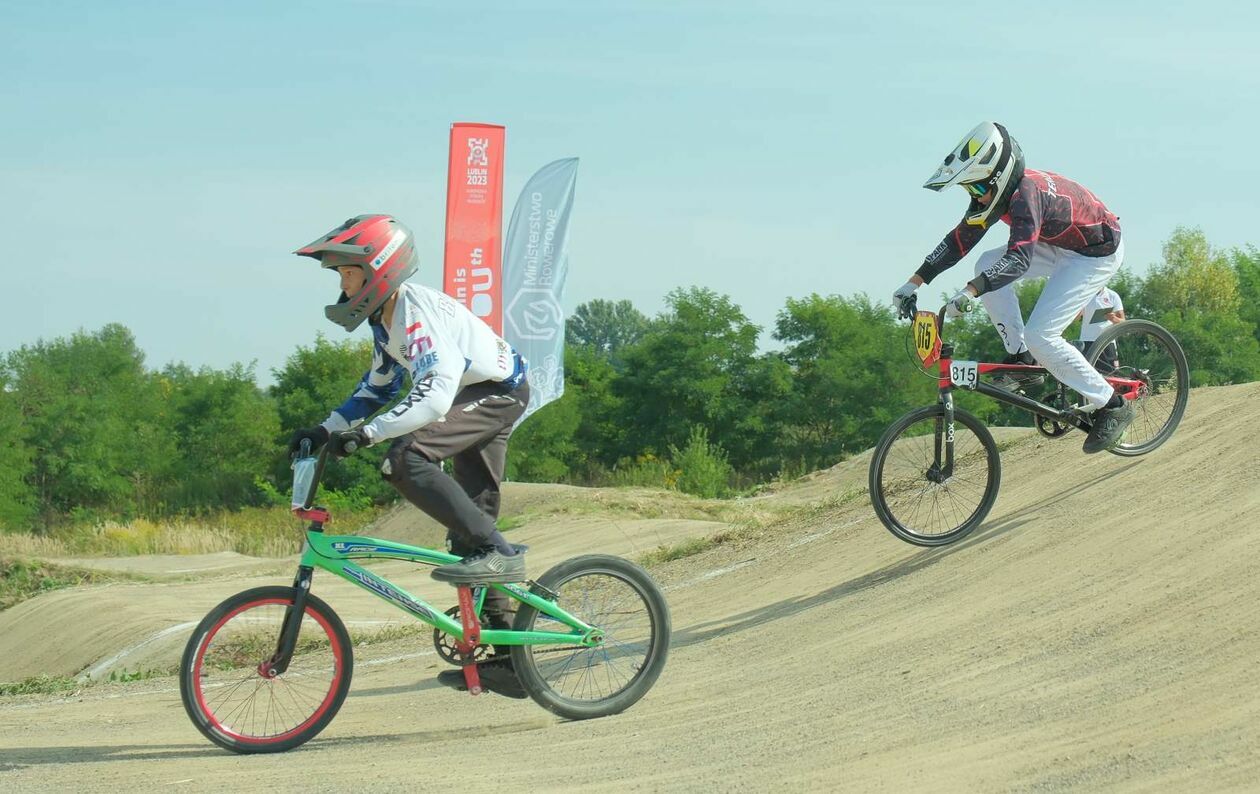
top-left (606, 454), bottom-right (678, 490)
top-left (669, 426), bottom-right (734, 498)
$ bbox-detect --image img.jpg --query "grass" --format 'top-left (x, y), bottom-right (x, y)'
top-left (635, 486), bottom-right (869, 567)
top-left (495, 514), bottom-right (529, 532)
top-left (0, 557), bottom-right (144, 611)
top-left (1, 503), bottom-right (388, 560)
top-left (0, 675), bottom-right (83, 697)
top-left (639, 535), bottom-right (728, 566)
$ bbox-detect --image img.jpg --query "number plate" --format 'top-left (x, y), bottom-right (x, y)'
top-left (950, 360), bottom-right (979, 389)
top-left (913, 311), bottom-right (942, 366)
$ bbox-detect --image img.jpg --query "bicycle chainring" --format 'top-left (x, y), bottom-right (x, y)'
top-left (433, 605), bottom-right (491, 666)
top-left (1035, 390), bottom-right (1073, 438)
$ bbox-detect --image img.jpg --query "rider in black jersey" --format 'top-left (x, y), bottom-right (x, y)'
top-left (892, 122), bottom-right (1135, 453)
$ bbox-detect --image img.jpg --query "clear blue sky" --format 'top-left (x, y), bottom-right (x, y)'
top-left (3, 1), bottom-right (1257, 383)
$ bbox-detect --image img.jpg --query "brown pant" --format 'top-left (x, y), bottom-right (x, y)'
top-left (380, 380), bottom-right (529, 628)
top-left (382, 379), bottom-right (529, 550)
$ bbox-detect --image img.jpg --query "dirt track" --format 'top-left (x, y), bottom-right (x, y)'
top-left (2, 383), bottom-right (1258, 791)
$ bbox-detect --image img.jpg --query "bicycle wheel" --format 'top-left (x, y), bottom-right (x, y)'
top-left (1087, 319), bottom-right (1189, 457)
top-left (180, 586), bottom-right (353, 754)
top-left (511, 555), bottom-right (670, 720)
top-left (869, 405), bottom-right (1002, 546)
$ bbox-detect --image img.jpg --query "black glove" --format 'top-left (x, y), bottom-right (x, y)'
top-left (328, 428), bottom-right (370, 459)
top-left (288, 425), bottom-right (329, 458)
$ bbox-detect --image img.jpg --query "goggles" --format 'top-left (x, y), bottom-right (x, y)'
top-left (962, 182), bottom-right (990, 198)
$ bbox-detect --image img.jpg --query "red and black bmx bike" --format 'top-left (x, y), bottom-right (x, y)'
top-left (868, 299), bottom-right (1189, 547)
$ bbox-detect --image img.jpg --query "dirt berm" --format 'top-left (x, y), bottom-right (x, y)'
top-left (1, 382), bottom-right (1257, 791)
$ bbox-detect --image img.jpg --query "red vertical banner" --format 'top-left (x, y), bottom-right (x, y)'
top-left (443, 123), bottom-right (505, 334)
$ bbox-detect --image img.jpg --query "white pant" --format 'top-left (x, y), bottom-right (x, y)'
top-left (973, 239), bottom-right (1124, 409)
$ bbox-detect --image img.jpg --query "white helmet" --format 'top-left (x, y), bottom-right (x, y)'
top-left (923, 121), bottom-right (1024, 228)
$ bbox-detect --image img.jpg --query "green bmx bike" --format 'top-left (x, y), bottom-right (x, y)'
top-left (179, 442), bottom-right (671, 753)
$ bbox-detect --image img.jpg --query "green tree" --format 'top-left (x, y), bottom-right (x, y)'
top-left (5, 324), bottom-right (173, 526)
top-left (615, 288), bottom-right (769, 470)
top-left (1230, 245), bottom-right (1260, 347)
top-left (506, 397), bottom-right (579, 483)
top-left (566, 299), bottom-right (650, 361)
top-left (1134, 228), bottom-right (1260, 385)
top-left (160, 363), bottom-right (280, 512)
top-left (269, 334), bottom-right (394, 502)
top-left (774, 294), bottom-right (937, 470)
top-left (0, 372), bottom-right (36, 531)
top-left (507, 344), bottom-right (623, 482)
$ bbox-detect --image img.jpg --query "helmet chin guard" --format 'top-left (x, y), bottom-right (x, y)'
top-left (295, 214), bottom-right (418, 331)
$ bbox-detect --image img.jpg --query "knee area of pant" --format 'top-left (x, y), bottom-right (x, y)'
top-left (1023, 332), bottom-right (1061, 360)
top-left (383, 446), bottom-right (443, 484)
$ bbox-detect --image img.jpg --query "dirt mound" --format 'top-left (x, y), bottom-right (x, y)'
top-left (2, 382), bottom-right (1258, 790)
top-left (42, 551), bottom-right (286, 580)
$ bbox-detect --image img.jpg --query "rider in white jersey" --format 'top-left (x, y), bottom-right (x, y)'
top-left (285, 215), bottom-right (531, 697)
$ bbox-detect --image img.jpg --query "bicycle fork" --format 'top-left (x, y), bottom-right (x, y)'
top-left (262, 565), bottom-right (314, 678)
top-left (929, 389), bottom-right (957, 483)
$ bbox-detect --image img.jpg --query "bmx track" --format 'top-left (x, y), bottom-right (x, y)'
top-left (1, 382), bottom-right (1258, 791)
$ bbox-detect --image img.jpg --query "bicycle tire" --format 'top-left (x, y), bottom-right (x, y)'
top-left (180, 586), bottom-right (353, 754)
top-left (869, 405), bottom-right (1002, 546)
top-left (511, 555), bottom-right (670, 721)
top-left (1086, 318), bottom-right (1190, 457)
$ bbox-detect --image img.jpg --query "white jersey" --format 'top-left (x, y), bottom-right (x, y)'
top-left (321, 282), bottom-right (527, 443)
top-left (1079, 287), bottom-right (1124, 342)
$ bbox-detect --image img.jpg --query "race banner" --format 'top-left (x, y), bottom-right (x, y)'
top-left (442, 123), bottom-right (505, 334)
top-left (502, 157), bottom-right (580, 423)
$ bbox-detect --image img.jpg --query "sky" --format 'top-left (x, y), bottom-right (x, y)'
top-left (3, 0), bottom-right (1258, 384)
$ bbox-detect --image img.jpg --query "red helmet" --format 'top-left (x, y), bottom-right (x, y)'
top-left (295, 214), bottom-right (418, 331)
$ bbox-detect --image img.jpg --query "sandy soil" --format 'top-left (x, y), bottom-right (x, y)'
top-left (1, 382), bottom-right (1257, 792)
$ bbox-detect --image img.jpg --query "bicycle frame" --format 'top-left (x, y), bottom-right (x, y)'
top-left (919, 307), bottom-right (1145, 476)
top-left (266, 444), bottom-right (600, 675)
top-left (295, 528), bottom-right (597, 649)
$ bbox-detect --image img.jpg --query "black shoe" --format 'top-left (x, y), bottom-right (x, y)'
top-left (436, 657), bottom-right (528, 699)
top-left (1082, 400), bottom-right (1135, 454)
top-left (431, 547), bottom-right (526, 584)
top-left (991, 351), bottom-right (1046, 392)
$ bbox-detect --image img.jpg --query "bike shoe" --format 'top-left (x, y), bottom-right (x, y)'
top-left (1082, 399), bottom-right (1135, 454)
top-left (990, 351), bottom-right (1046, 392)
top-left (436, 657), bottom-right (528, 699)
top-left (431, 546), bottom-right (526, 584)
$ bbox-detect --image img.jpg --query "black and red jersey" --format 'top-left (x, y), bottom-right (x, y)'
top-left (915, 169), bottom-right (1121, 294)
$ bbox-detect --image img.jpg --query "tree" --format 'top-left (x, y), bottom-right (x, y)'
top-left (774, 294), bottom-right (937, 471)
top-left (1230, 245), bottom-right (1260, 348)
top-left (5, 324), bottom-right (173, 526)
top-left (269, 334), bottom-right (395, 502)
top-left (1143, 227), bottom-right (1241, 314)
top-left (161, 363), bottom-right (280, 512)
top-left (566, 299), bottom-right (649, 359)
top-left (508, 344), bottom-right (625, 482)
top-left (614, 288), bottom-right (770, 470)
top-left (1134, 228), bottom-right (1260, 386)
top-left (0, 372), bottom-right (36, 531)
